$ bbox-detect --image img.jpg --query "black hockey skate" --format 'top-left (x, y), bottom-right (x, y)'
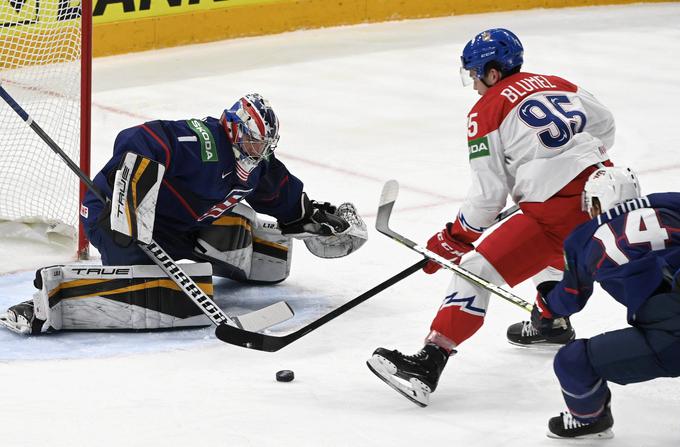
top-left (0, 300), bottom-right (45, 335)
top-left (506, 317), bottom-right (575, 347)
top-left (366, 343), bottom-right (450, 407)
top-left (547, 393), bottom-right (614, 439)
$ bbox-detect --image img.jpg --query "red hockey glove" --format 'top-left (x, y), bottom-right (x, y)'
top-left (423, 219), bottom-right (479, 274)
top-left (530, 281), bottom-right (558, 335)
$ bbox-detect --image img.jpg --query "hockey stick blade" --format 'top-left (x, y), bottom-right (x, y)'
top-left (234, 301), bottom-right (294, 332)
top-left (215, 259), bottom-right (427, 352)
top-left (376, 180), bottom-right (532, 313)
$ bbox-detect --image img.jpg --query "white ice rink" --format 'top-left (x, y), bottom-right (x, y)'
top-left (1, 3), bottom-right (680, 446)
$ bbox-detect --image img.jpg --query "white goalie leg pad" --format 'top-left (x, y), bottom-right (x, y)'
top-left (304, 203), bottom-right (368, 258)
top-left (194, 203), bottom-right (292, 283)
top-left (1, 263), bottom-right (215, 334)
top-left (250, 217), bottom-right (293, 284)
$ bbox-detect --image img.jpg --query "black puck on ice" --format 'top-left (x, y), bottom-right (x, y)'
top-left (276, 370), bottom-right (295, 382)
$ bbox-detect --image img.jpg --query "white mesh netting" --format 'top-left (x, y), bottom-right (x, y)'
top-left (0, 0), bottom-right (83, 239)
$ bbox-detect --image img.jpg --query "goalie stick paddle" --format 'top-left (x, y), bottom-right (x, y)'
top-left (377, 180), bottom-right (532, 313)
top-left (215, 258), bottom-right (428, 351)
top-left (0, 84), bottom-right (293, 336)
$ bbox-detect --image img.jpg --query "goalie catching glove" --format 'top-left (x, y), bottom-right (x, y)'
top-left (278, 192), bottom-right (367, 258)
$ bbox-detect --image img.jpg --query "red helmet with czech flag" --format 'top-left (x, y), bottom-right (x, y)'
top-left (220, 93), bottom-right (280, 162)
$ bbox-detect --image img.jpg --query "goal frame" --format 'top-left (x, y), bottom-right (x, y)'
top-left (78, 0), bottom-right (92, 259)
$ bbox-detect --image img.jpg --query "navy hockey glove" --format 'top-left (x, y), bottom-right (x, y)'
top-left (531, 281), bottom-right (559, 335)
top-left (423, 219), bottom-right (478, 274)
top-left (279, 193), bottom-right (349, 238)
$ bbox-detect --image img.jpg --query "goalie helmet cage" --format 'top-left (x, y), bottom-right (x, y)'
top-left (0, 0), bottom-right (92, 259)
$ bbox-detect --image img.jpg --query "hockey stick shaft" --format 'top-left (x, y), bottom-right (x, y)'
top-left (495, 204), bottom-right (519, 224)
top-left (0, 84), bottom-right (292, 334)
top-left (377, 180), bottom-right (532, 312)
top-left (216, 258), bottom-right (428, 351)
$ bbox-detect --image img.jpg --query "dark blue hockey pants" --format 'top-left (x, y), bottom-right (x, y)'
top-left (553, 291), bottom-right (680, 421)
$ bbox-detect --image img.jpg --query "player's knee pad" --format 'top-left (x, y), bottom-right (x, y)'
top-left (443, 252), bottom-right (505, 313)
top-left (0, 263), bottom-right (215, 334)
top-left (554, 340), bottom-right (600, 391)
top-left (193, 203), bottom-right (292, 284)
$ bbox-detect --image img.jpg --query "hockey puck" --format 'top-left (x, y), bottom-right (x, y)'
top-left (276, 370), bottom-right (295, 382)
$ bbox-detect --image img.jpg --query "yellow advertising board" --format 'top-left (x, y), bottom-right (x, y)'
top-left (1, 0), bottom-right (81, 68)
top-left (92, 0), bottom-right (286, 24)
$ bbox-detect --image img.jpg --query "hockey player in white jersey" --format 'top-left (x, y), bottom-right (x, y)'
top-left (367, 28), bottom-right (616, 406)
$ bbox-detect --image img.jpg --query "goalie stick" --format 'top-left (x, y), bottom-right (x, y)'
top-left (376, 180), bottom-right (532, 313)
top-left (0, 84), bottom-right (293, 335)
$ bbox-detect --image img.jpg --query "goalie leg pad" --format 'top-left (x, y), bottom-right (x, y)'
top-left (194, 203), bottom-right (292, 284)
top-left (250, 218), bottom-right (292, 284)
top-left (0, 263), bottom-right (215, 334)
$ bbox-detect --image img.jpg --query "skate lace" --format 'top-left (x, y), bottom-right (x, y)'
top-left (560, 412), bottom-right (589, 430)
top-left (520, 320), bottom-right (539, 337)
top-left (404, 350), bottom-right (426, 361)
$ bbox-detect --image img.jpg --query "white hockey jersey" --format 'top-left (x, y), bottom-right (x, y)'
top-left (460, 72), bottom-right (614, 232)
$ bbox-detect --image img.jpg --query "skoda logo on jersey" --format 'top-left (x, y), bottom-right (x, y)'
top-left (187, 119), bottom-right (218, 162)
top-left (468, 136), bottom-right (490, 160)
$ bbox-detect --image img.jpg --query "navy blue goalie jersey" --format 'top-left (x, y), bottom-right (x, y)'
top-left (546, 193), bottom-right (680, 323)
top-left (82, 117), bottom-right (304, 234)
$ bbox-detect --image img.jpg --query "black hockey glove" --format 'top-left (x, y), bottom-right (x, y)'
top-left (279, 193), bottom-right (350, 238)
top-left (530, 281), bottom-right (559, 336)
top-left (96, 201), bottom-right (135, 248)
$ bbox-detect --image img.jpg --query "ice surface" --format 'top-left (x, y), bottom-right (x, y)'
top-left (1, 3), bottom-right (679, 446)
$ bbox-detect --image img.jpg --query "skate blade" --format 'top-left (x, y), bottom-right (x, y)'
top-left (366, 354), bottom-right (430, 407)
top-left (546, 428), bottom-right (614, 440)
top-left (507, 333), bottom-right (576, 350)
top-left (507, 339), bottom-right (569, 350)
top-left (0, 313), bottom-right (29, 335)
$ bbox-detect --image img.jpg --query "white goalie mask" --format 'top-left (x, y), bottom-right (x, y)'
top-left (582, 167), bottom-right (641, 216)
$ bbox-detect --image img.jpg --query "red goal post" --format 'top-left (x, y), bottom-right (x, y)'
top-left (0, 0), bottom-right (92, 259)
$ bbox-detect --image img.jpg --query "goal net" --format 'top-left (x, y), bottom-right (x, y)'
top-left (0, 0), bottom-right (91, 258)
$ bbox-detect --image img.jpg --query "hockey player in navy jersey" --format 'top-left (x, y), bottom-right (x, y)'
top-left (528, 166), bottom-right (680, 439)
top-left (0, 93), bottom-right (367, 334)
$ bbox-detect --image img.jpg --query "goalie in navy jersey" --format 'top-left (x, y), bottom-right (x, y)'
top-left (0, 93), bottom-right (367, 335)
top-left (528, 167), bottom-right (680, 439)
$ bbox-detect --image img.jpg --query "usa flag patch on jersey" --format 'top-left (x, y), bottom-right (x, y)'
top-left (197, 187), bottom-right (253, 221)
